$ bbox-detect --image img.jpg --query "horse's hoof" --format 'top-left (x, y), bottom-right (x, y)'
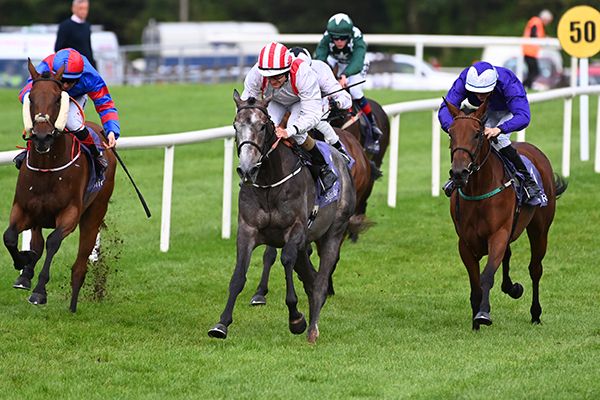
top-left (13, 276), bottom-right (31, 290)
top-left (474, 311), bottom-right (492, 326)
top-left (249, 294), bottom-right (267, 306)
top-left (531, 318), bottom-right (542, 325)
top-left (208, 323), bottom-right (228, 339)
top-left (509, 283), bottom-right (524, 299)
top-left (28, 292), bottom-right (47, 306)
top-left (289, 314), bottom-right (307, 335)
top-left (307, 325), bottom-right (319, 344)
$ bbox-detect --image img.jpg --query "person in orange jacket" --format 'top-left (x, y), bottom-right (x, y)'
top-left (522, 9), bottom-right (553, 89)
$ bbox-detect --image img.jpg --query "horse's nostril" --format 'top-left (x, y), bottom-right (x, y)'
top-left (236, 167), bottom-right (244, 179)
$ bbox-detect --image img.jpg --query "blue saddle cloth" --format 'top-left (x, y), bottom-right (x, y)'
top-left (496, 149), bottom-right (548, 207)
top-left (81, 126), bottom-right (105, 201)
top-left (314, 141), bottom-right (341, 207)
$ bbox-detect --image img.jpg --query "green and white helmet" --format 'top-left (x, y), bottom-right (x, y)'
top-left (326, 13), bottom-right (354, 37)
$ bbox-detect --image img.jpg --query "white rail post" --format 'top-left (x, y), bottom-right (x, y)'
top-left (222, 138), bottom-right (234, 239)
top-left (516, 129), bottom-right (526, 142)
top-left (595, 94), bottom-right (600, 173)
top-left (562, 98), bottom-right (573, 177)
top-left (160, 145), bottom-right (175, 252)
top-left (387, 113), bottom-right (401, 208)
top-left (431, 110), bottom-right (441, 197)
top-left (580, 58), bottom-right (589, 161)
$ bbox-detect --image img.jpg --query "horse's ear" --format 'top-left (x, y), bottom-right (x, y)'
top-left (54, 64), bottom-right (65, 81)
top-left (473, 96), bottom-right (489, 120)
top-left (442, 97), bottom-right (460, 118)
top-left (233, 88), bottom-right (242, 108)
top-left (27, 58), bottom-right (40, 80)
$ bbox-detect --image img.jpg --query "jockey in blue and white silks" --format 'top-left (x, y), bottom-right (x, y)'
top-left (438, 61), bottom-right (542, 200)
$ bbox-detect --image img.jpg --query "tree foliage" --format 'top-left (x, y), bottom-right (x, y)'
top-left (0, 0), bottom-right (584, 59)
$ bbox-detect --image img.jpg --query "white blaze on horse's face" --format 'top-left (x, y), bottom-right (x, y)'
top-left (237, 113), bottom-right (263, 161)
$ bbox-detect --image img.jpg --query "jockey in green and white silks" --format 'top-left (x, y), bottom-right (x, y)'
top-left (315, 13), bottom-right (382, 154)
top-left (241, 41), bottom-right (337, 191)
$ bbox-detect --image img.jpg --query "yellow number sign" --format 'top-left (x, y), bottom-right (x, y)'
top-left (557, 5), bottom-right (600, 58)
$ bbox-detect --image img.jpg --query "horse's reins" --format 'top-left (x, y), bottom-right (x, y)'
top-left (235, 104), bottom-right (303, 188)
top-left (24, 78), bottom-right (84, 172)
top-left (451, 114), bottom-right (520, 238)
top-left (450, 115), bottom-right (492, 175)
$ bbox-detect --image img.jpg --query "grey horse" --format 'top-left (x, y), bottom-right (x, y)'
top-left (208, 90), bottom-right (356, 343)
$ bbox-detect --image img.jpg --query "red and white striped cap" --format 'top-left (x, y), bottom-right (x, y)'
top-left (257, 42), bottom-right (292, 77)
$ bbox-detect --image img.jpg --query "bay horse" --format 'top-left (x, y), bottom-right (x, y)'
top-left (3, 60), bottom-right (116, 312)
top-left (329, 98), bottom-right (390, 170)
top-left (249, 126), bottom-right (374, 306)
top-left (208, 90), bottom-right (356, 343)
top-left (444, 98), bottom-right (567, 329)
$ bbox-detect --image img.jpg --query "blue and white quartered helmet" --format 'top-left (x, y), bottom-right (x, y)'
top-left (465, 61), bottom-right (498, 93)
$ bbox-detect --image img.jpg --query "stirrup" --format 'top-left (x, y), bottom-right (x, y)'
top-left (319, 166), bottom-right (337, 192)
top-left (365, 139), bottom-right (380, 155)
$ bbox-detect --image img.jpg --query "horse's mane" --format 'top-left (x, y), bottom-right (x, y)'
top-left (40, 71), bottom-right (52, 79)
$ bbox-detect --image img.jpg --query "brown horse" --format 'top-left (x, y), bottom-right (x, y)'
top-left (249, 126), bottom-right (374, 306)
top-left (330, 98), bottom-right (390, 170)
top-left (444, 98), bottom-right (567, 330)
top-left (2, 60), bottom-right (116, 312)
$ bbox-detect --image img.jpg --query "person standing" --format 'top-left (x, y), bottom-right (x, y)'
top-left (522, 9), bottom-right (553, 89)
top-left (55, 0), bottom-right (96, 68)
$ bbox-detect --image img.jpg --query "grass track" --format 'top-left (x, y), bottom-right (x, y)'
top-left (0, 84), bottom-right (598, 399)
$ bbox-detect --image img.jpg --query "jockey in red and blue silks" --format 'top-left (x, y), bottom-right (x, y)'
top-left (438, 61), bottom-right (542, 200)
top-left (17, 48), bottom-right (119, 176)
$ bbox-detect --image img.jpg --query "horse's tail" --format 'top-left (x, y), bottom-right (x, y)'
top-left (553, 173), bottom-right (568, 199)
top-left (346, 214), bottom-right (375, 243)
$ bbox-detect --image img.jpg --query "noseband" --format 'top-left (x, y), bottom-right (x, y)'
top-left (450, 115), bottom-right (491, 174)
top-left (25, 76), bottom-right (66, 142)
top-left (234, 104), bottom-right (279, 166)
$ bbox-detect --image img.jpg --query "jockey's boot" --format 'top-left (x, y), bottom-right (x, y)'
top-left (302, 137), bottom-right (337, 192)
top-left (358, 96), bottom-right (382, 155)
top-left (74, 127), bottom-right (108, 178)
top-left (500, 145), bottom-right (542, 200)
top-left (332, 140), bottom-right (351, 164)
top-left (442, 179), bottom-right (456, 197)
top-left (366, 117), bottom-right (383, 155)
top-left (13, 151), bottom-right (26, 170)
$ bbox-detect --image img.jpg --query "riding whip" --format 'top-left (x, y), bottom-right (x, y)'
top-left (322, 80), bottom-right (366, 97)
top-left (101, 132), bottom-right (152, 218)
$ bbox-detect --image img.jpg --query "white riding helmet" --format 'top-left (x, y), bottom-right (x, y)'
top-left (257, 41), bottom-right (292, 77)
top-left (289, 47), bottom-right (312, 65)
top-left (465, 61), bottom-right (498, 93)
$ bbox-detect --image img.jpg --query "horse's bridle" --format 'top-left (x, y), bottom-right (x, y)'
top-left (234, 104), bottom-right (279, 167)
top-left (25, 76), bottom-right (66, 141)
top-left (449, 115), bottom-right (492, 175)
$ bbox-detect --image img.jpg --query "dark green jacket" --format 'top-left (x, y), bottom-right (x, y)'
top-left (314, 27), bottom-right (367, 77)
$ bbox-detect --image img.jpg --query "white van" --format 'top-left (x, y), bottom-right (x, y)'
top-left (0, 26), bottom-right (122, 88)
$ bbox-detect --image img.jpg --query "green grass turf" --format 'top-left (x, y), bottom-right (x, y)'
top-left (0, 84), bottom-right (598, 399)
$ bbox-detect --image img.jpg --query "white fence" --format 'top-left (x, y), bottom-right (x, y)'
top-left (383, 85), bottom-right (600, 207)
top-left (1, 85), bottom-right (599, 252)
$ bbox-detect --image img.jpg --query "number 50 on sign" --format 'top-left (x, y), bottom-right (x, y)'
top-left (558, 5), bottom-right (600, 58)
